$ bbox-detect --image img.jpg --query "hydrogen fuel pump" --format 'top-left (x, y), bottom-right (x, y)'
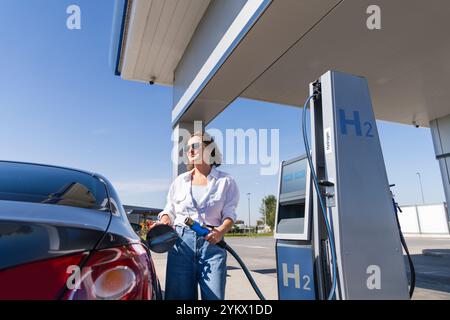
top-left (155, 70), bottom-right (412, 300)
top-left (275, 155), bottom-right (316, 299)
top-left (275, 70), bottom-right (411, 300)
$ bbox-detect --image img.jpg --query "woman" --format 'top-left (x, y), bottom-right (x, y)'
top-left (157, 131), bottom-right (239, 300)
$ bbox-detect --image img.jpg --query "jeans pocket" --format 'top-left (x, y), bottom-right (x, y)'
top-left (175, 225), bottom-right (185, 236)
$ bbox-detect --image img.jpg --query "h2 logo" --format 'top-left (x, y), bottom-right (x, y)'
top-left (281, 263), bottom-right (311, 291)
top-left (339, 109), bottom-right (374, 138)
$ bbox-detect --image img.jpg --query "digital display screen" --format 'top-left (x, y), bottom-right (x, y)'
top-left (276, 157), bottom-right (309, 239)
top-left (280, 158), bottom-right (307, 195)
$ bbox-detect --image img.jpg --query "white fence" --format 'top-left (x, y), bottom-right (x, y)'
top-left (398, 203), bottom-right (450, 235)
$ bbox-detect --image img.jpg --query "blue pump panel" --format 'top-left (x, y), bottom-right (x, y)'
top-left (276, 241), bottom-right (316, 300)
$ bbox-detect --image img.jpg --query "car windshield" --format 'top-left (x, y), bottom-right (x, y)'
top-left (0, 162), bottom-right (109, 211)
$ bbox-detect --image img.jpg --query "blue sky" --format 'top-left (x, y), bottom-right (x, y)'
top-left (0, 0), bottom-right (445, 225)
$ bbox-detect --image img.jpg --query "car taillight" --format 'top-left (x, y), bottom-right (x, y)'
top-left (0, 253), bottom-right (88, 300)
top-left (63, 244), bottom-right (152, 300)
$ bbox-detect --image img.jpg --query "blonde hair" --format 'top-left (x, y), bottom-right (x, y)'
top-left (186, 131), bottom-right (222, 171)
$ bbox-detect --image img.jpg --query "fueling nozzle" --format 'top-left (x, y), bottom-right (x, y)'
top-left (184, 217), bottom-right (226, 247)
top-left (184, 217), bottom-right (210, 237)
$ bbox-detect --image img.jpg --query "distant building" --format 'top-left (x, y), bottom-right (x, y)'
top-left (257, 224), bottom-right (271, 233)
top-left (124, 205), bottom-right (162, 225)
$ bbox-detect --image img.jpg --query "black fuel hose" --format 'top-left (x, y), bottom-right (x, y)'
top-left (184, 217), bottom-right (265, 300)
top-left (393, 203), bottom-right (416, 298)
top-left (216, 240), bottom-right (266, 300)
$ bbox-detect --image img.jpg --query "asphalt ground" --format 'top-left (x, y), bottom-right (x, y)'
top-left (151, 235), bottom-right (450, 300)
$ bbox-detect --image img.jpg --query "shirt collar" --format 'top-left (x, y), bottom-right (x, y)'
top-left (209, 166), bottom-right (219, 180)
top-left (183, 169), bottom-right (194, 182)
top-left (183, 166), bottom-right (219, 181)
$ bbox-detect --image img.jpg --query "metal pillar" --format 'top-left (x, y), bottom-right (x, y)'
top-left (430, 115), bottom-right (450, 216)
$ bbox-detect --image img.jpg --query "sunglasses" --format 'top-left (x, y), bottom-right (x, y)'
top-left (183, 142), bottom-right (202, 153)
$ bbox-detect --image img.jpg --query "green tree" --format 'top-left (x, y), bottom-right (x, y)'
top-left (259, 195), bottom-right (277, 231)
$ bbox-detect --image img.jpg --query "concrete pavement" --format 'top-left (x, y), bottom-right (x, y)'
top-left (151, 235), bottom-right (450, 300)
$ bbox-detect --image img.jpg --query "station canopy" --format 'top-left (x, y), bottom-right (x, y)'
top-left (114, 0), bottom-right (450, 128)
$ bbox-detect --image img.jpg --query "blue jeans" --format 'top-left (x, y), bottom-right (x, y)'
top-left (165, 225), bottom-right (227, 300)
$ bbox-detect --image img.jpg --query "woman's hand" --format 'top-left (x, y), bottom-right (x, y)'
top-left (148, 214), bottom-right (171, 231)
top-left (159, 214), bottom-right (171, 225)
top-left (205, 227), bottom-right (225, 245)
top-left (205, 218), bottom-right (234, 244)
top-left (204, 218), bottom-right (234, 245)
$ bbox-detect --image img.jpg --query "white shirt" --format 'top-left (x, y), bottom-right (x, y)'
top-left (158, 167), bottom-right (239, 227)
top-left (191, 185), bottom-right (206, 207)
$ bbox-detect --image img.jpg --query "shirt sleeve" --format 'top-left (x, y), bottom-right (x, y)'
top-left (221, 177), bottom-right (239, 223)
top-left (158, 180), bottom-right (176, 225)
